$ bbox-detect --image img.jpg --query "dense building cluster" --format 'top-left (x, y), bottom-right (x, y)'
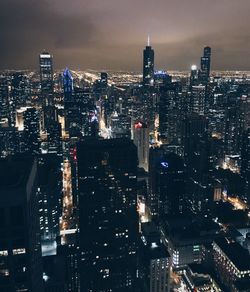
top-left (0, 42), bottom-right (250, 292)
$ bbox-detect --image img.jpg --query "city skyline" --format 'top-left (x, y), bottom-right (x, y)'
top-left (1, 1), bottom-right (250, 291)
top-left (1, 0), bottom-right (250, 70)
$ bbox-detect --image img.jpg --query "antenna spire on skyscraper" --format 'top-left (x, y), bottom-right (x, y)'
top-left (147, 35), bottom-right (150, 46)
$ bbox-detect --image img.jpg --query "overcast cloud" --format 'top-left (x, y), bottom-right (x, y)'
top-left (0, 0), bottom-right (249, 70)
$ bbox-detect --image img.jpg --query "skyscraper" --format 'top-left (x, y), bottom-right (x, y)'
top-left (241, 128), bottom-right (250, 203)
top-left (39, 52), bottom-right (56, 137)
top-left (0, 155), bottom-right (44, 291)
top-left (149, 148), bottom-right (186, 217)
top-left (143, 37), bottom-right (154, 87)
top-left (77, 138), bottom-right (139, 291)
top-left (10, 72), bottom-right (29, 126)
top-left (64, 86), bottom-right (95, 139)
top-left (39, 52), bottom-right (54, 107)
top-left (190, 85), bottom-right (206, 115)
top-left (200, 46), bottom-right (211, 85)
top-left (11, 72), bottom-right (28, 108)
top-left (110, 112), bottom-right (131, 139)
top-left (23, 108), bottom-right (40, 154)
top-left (0, 125), bottom-right (22, 157)
top-left (46, 120), bottom-right (62, 154)
top-left (224, 106), bottom-right (242, 155)
top-left (133, 121), bottom-right (149, 172)
top-left (158, 81), bottom-right (182, 143)
top-left (182, 114), bottom-right (208, 164)
top-left (63, 68), bottom-right (73, 103)
top-left (0, 77), bottom-right (9, 123)
top-left (63, 67), bottom-right (74, 135)
top-left (189, 65), bottom-right (200, 87)
top-left (37, 154), bottom-right (62, 252)
top-left (140, 222), bottom-right (171, 292)
top-left (182, 114), bottom-right (211, 212)
top-left (101, 72), bottom-right (108, 86)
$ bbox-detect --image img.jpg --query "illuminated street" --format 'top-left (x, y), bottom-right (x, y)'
top-left (227, 196), bottom-right (249, 211)
top-left (60, 159), bottom-right (74, 241)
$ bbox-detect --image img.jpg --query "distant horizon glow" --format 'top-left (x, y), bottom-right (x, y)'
top-left (0, 0), bottom-right (250, 70)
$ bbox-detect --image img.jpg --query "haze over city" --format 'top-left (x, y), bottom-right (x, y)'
top-left (1, 0), bottom-right (250, 70)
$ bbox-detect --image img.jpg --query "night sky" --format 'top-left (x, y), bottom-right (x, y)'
top-left (1, 0), bottom-right (250, 70)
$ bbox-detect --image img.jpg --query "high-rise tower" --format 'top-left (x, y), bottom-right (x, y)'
top-left (77, 138), bottom-right (139, 291)
top-left (200, 46), bottom-right (211, 84)
top-left (63, 68), bottom-right (74, 135)
top-left (190, 85), bottom-right (206, 115)
top-left (0, 156), bottom-right (44, 292)
top-left (133, 121), bottom-right (149, 172)
top-left (0, 77), bottom-right (9, 124)
top-left (149, 148), bottom-right (186, 217)
top-left (23, 108), bottom-right (40, 154)
top-left (182, 114), bottom-right (211, 212)
top-left (39, 52), bottom-right (54, 106)
top-left (241, 128), bottom-right (250, 203)
top-left (63, 67), bottom-right (73, 103)
top-left (143, 36), bottom-right (154, 87)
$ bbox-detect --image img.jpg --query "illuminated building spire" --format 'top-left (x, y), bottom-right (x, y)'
top-left (143, 36), bottom-right (154, 86)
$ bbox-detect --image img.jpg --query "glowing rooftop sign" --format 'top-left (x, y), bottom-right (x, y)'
top-left (161, 162), bottom-right (169, 168)
top-left (155, 70), bottom-right (167, 75)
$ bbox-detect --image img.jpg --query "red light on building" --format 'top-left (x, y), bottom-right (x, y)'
top-left (70, 147), bottom-right (77, 162)
top-left (135, 122), bottom-right (143, 129)
top-left (73, 147), bottom-right (77, 161)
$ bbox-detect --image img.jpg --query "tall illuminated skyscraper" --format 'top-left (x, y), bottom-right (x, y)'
top-left (63, 67), bottom-right (73, 103)
top-left (63, 67), bottom-right (74, 134)
top-left (191, 85), bottom-right (206, 115)
top-left (143, 37), bottom-right (154, 87)
top-left (133, 121), bottom-right (149, 172)
top-left (39, 52), bottom-right (54, 106)
top-left (200, 46), bottom-right (211, 84)
top-left (37, 154), bottom-right (62, 252)
top-left (23, 108), bottom-right (40, 154)
top-left (190, 65), bottom-right (200, 87)
top-left (241, 128), bottom-right (250, 203)
top-left (0, 77), bottom-right (9, 122)
top-left (140, 222), bottom-right (171, 292)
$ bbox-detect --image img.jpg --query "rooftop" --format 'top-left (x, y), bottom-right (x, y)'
top-left (148, 244), bottom-right (170, 260)
top-left (0, 155), bottom-right (35, 190)
top-left (164, 216), bottom-right (220, 245)
top-left (214, 237), bottom-right (250, 271)
top-left (233, 277), bottom-right (250, 291)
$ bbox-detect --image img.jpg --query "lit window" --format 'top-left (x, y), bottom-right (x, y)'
top-left (13, 248), bottom-right (26, 255)
top-left (0, 250), bottom-right (8, 256)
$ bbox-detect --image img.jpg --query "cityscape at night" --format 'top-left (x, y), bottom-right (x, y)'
top-left (0, 0), bottom-right (250, 291)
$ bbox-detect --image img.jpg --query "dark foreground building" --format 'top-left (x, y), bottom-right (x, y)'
top-left (77, 138), bottom-right (139, 291)
top-left (0, 156), bottom-right (44, 292)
